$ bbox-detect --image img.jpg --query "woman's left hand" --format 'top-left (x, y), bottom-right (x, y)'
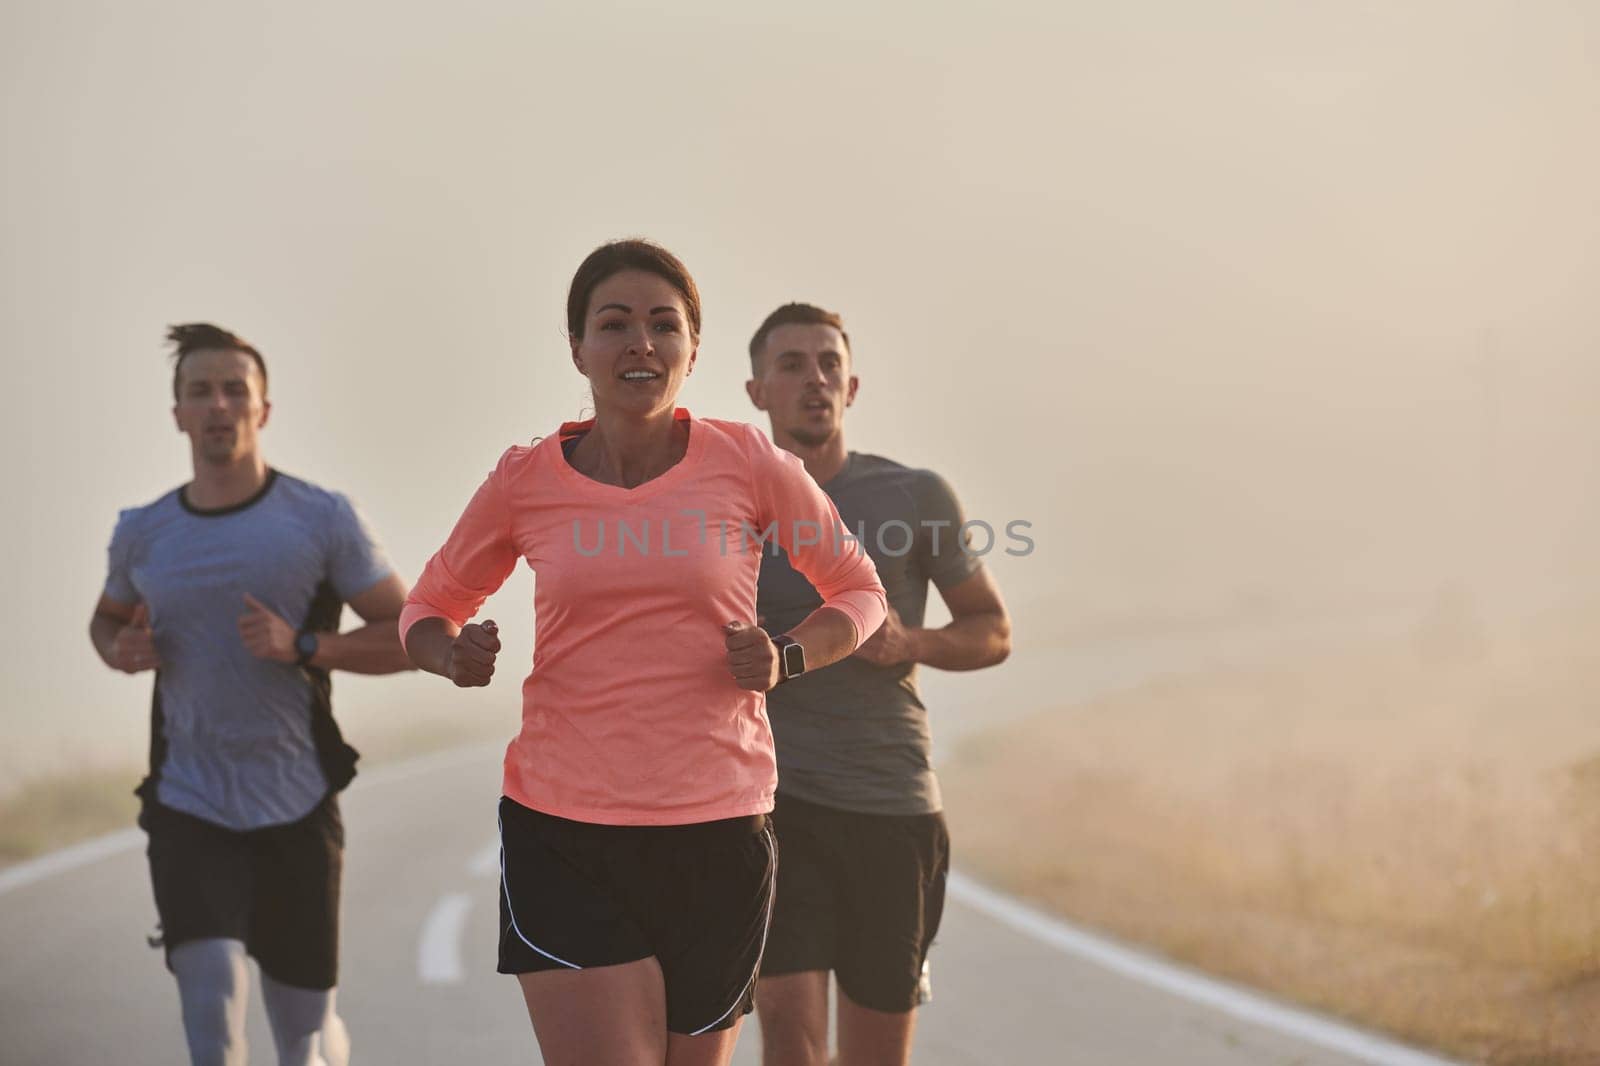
top-left (723, 620), bottom-right (780, 692)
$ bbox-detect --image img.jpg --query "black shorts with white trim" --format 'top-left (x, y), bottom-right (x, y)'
top-left (496, 795), bottom-right (777, 1036)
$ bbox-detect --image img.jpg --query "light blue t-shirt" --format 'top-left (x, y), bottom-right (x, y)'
top-left (104, 470), bottom-right (393, 830)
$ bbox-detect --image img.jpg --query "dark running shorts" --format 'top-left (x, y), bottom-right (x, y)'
top-left (496, 795), bottom-right (777, 1036)
top-left (759, 791), bottom-right (949, 1013)
top-left (141, 794), bottom-right (344, 990)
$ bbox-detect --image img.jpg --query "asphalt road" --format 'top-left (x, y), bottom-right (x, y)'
top-left (0, 624), bottom-right (1464, 1064)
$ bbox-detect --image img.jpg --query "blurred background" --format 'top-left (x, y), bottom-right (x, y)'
top-left (2, 1), bottom-right (1596, 1060)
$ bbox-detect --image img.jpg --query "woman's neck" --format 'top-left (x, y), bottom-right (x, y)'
top-left (573, 408), bottom-right (688, 488)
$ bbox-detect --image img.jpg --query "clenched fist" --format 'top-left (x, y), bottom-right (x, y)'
top-left (111, 603), bottom-right (162, 674)
top-left (724, 620), bottom-right (779, 692)
top-left (239, 593), bottom-right (297, 663)
top-left (446, 620), bottom-right (500, 687)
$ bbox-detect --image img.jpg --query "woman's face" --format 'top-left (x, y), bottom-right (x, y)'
top-left (571, 269), bottom-right (698, 420)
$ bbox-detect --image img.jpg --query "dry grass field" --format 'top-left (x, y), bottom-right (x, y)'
top-left (942, 603), bottom-right (1600, 1064)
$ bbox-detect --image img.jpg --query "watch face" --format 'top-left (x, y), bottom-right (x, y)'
top-left (296, 632), bottom-right (318, 657)
top-left (780, 640), bottom-right (805, 677)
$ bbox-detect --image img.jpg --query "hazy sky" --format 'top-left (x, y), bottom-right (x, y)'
top-left (2, 1), bottom-right (1597, 778)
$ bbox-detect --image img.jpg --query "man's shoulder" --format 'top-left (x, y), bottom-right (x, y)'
top-left (112, 486), bottom-right (184, 531)
top-left (268, 470), bottom-right (357, 515)
top-left (847, 451), bottom-right (912, 477)
top-left (837, 455), bottom-right (971, 535)
top-left (843, 452), bottom-right (954, 495)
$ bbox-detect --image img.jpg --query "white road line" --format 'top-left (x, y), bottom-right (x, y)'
top-left (417, 839), bottom-right (500, 987)
top-left (0, 829), bottom-right (143, 896)
top-left (468, 839), bottom-right (499, 879)
top-left (946, 871), bottom-right (1464, 1066)
top-left (417, 892), bottom-right (474, 986)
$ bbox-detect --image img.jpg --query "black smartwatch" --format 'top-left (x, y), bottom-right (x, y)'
top-left (294, 630), bottom-right (320, 667)
top-left (771, 634), bottom-right (806, 684)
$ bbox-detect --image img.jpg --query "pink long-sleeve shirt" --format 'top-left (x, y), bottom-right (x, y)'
top-left (400, 410), bottom-right (887, 825)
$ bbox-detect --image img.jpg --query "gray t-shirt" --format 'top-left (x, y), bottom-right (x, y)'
top-left (104, 470), bottom-right (393, 830)
top-left (757, 452), bottom-right (984, 814)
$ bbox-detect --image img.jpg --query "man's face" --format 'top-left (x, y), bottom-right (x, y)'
top-left (171, 348), bottom-right (270, 466)
top-left (746, 322), bottom-right (858, 447)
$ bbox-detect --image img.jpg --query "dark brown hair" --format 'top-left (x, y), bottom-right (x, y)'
top-left (748, 303), bottom-right (850, 370)
top-left (167, 322), bottom-right (267, 400)
top-left (566, 239), bottom-right (702, 341)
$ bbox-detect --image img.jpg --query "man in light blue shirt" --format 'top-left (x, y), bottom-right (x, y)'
top-left (89, 323), bottom-right (414, 1066)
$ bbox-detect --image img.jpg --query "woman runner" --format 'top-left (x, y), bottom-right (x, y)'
top-left (400, 239), bottom-right (887, 1066)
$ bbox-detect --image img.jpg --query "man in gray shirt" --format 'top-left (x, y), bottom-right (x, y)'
top-left (746, 304), bottom-right (1012, 1066)
top-left (89, 323), bottom-right (414, 1066)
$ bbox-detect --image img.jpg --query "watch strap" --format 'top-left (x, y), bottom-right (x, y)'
top-left (771, 634), bottom-right (805, 682)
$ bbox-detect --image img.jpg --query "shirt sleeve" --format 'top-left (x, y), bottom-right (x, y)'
top-left (398, 451), bottom-right (521, 646)
top-left (743, 426), bottom-right (887, 648)
top-left (326, 493), bottom-right (396, 601)
top-left (915, 470), bottom-right (985, 592)
top-left (102, 508), bottom-right (140, 605)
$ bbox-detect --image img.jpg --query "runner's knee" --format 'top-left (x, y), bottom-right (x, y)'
top-left (756, 979), bottom-right (829, 1065)
top-left (260, 974), bottom-right (347, 1066)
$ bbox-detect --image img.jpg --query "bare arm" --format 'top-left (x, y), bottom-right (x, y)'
top-left (404, 615), bottom-right (500, 687)
top-left (725, 604), bottom-right (863, 692)
top-left (89, 594), bottom-right (160, 674)
top-left (856, 568), bottom-right (1011, 672)
top-left (313, 572), bottom-right (416, 674)
top-left (916, 567), bottom-right (1011, 669)
top-left (236, 573), bottom-right (417, 675)
top-left (404, 615), bottom-right (458, 678)
top-left (787, 604), bottom-right (862, 673)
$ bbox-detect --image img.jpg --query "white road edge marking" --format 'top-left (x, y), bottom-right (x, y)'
top-left (0, 741), bottom-right (1466, 1065)
top-left (946, 871), bottom-right (1463, 1066)
top-left (417, 892), bottom-right (474, 986)
top-left (0, 829), bottom-right (143, 896)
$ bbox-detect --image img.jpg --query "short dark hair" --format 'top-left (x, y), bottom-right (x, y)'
top-left (566, 239), bottom-right (702, 341)
top-left (748, 303), bottom-right (850, 370)
top-left (167, 322), bottom-right (267, 400)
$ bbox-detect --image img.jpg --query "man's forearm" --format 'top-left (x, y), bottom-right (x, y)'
top-left (911, 613), bottom-right (1011, 671)
top-left (311, 619), bottom-right (416, 675)
top-left (88, 612), bottom-right (123, 669)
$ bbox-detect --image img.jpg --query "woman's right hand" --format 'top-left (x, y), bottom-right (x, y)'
top-left (445, 620), bottom-right (500, 687)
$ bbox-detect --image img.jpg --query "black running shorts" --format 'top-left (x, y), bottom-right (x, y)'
top-left (758, 791), bottom-right (949, 1012)
top-left (141, 794), bottom-right (344, 990)
top-left (496, 795), bottom-right (777, 1036)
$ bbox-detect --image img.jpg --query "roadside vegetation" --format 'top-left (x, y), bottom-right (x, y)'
top-left (943, 601), bottom-right (1600, 1064)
